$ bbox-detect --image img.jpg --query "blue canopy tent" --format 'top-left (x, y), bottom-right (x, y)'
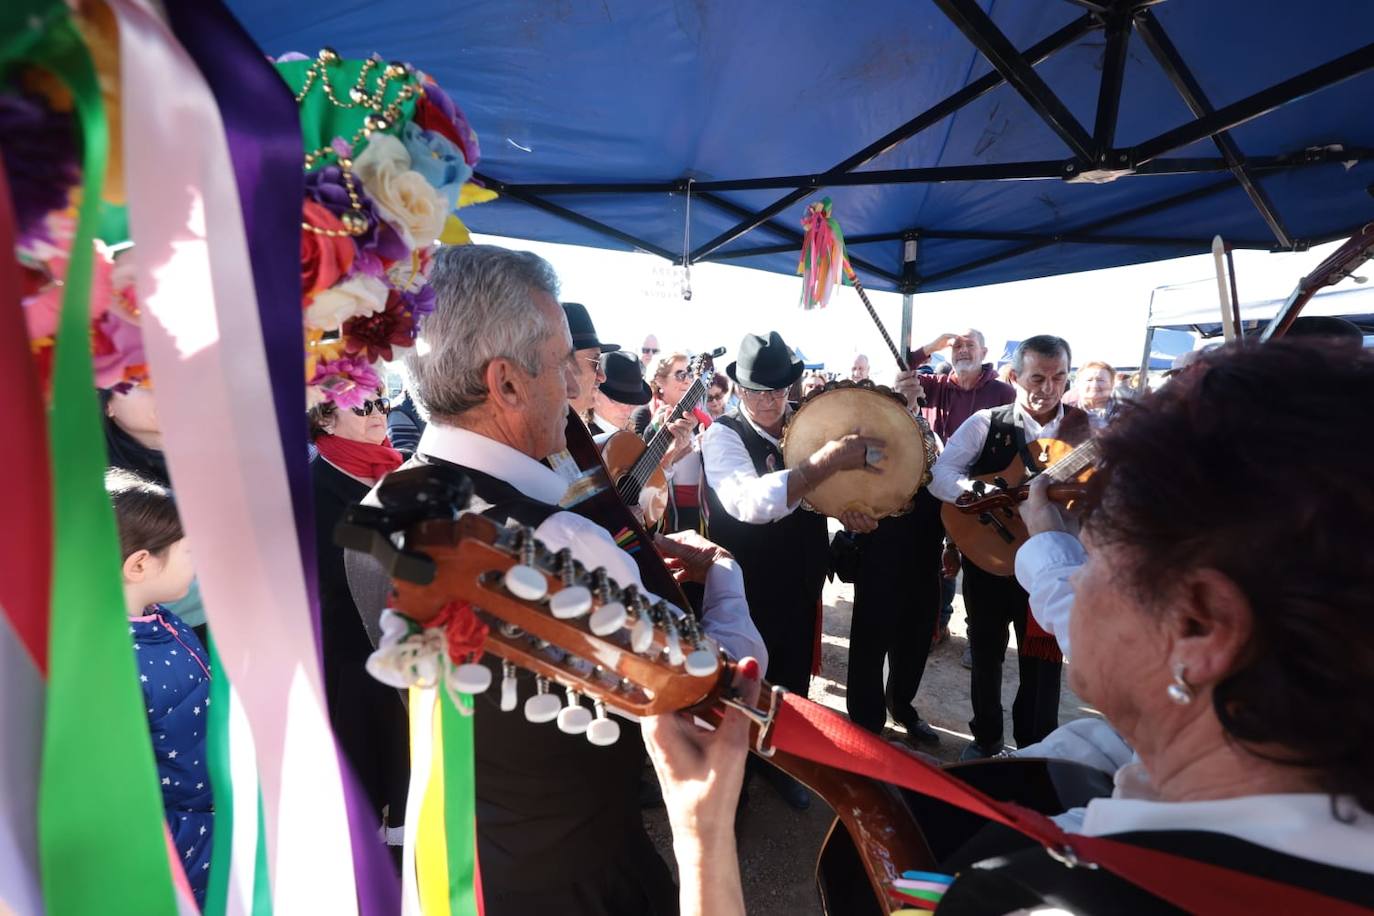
top-left (231, 0), bottom-right (1374, 311)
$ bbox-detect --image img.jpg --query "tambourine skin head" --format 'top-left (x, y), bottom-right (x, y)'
top-left (781, 384), bottom-right (931, 519)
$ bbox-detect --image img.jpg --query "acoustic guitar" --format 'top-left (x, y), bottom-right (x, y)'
top-left (340, 464), bottom-right (1114, 915)
top-left (599, 348), bottom-right (721, 528)
top-left (940, 437), bottom-right (1097, 576)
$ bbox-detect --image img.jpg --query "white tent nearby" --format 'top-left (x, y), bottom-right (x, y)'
top-left (1147, 280), bottom-right (1374, 340)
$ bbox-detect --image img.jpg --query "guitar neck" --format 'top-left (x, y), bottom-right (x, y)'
top-left (620, 381), bottom-right (706, 499)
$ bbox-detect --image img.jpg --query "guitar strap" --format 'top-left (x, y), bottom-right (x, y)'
top-left (765, 692), bottom-right (1371, 915)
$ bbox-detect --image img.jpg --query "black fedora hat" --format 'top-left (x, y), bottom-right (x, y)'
top-left (599, 350), bottom-right (652, 405)
top-left (563, 302), bottom-right (618, 352)
top-left (727, 331), bottom-right (804, 391)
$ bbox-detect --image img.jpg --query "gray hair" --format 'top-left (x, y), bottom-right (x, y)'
top-left (1012, 334), bottom-right (1072, 373)
top-left (962, 328), bottom-right (987, 349)
top-left (405, 244), bottom-right (561, 418)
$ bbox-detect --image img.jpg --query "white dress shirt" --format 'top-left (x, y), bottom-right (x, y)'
top-left (929, 402), bottom-right (1068, 504)
top-left (1013, 530), bottom-right (1084, 659)
top-left (1010, 531), bottom-right (1374, 879)
top-left (415, 423), bottom-right (768, 672)
top-left (700, 409), bottom-right (799, 523)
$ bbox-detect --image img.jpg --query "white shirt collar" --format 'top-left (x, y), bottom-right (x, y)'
top-left (592, 412), bottom-right (621, 433)
top-left (1016, 401), bottom-right (1064, 439)
top-left (416, 423), bottom-right (569, 506)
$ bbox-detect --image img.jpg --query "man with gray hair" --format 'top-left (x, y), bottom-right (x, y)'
top-left (930, 334), bottom-right (1086, 761)
top-left (386, 244), bottom-right (766, 914)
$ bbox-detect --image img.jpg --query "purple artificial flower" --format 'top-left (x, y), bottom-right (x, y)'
top-left (0, 90), bottom-right (80, 245)
top-left (400, 283), bottom-right (436, 322)
top-left (304, 164), bottom-right (409, 263)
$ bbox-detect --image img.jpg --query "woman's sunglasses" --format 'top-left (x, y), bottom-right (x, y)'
top-left (351, 397), bottom-right (391, 417)
top-left (642, 347), bottom-right (660, 356)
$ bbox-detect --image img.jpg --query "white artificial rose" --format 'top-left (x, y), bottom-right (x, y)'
top-left (354, 134), bottom-right (449, 249)
top-left (304, 273), bottom-right (388, 331)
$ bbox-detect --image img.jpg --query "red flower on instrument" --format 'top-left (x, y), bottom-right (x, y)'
top-left (342, 290), bottom-right (415, 362)
top-left (430, 600), bottom-right (489, 665)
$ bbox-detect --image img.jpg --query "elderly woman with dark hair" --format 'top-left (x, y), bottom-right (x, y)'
top-left (307, 388), bottom-right (409, 843)
top-left (646, 340), bottom-right (1374, 914)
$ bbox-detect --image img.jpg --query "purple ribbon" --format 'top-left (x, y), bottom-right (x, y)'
top-left (161, 2), bottom-right (399, 910)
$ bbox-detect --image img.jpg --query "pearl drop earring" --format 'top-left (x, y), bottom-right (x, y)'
top-left (1167, 661), bottom-right (1194, 705)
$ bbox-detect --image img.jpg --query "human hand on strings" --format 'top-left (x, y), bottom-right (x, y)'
top-left (655, 530), bottom-right (732, 584)
top-left (661, 415), bottom-right (698, 467)
top-left (641, 658), bottom-right (759, 916)
top-left (1019, 474), bottom-right (1072, 536)
top-left (893, 369), bottom-right (926, 409)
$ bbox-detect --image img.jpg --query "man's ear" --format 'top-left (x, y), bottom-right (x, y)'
top-left (122, 549), bottom-right (150, 583)
top-left (485, 357), bottom-right (525, 409)
top-left (1163, 568), bottom-right (1254, 688)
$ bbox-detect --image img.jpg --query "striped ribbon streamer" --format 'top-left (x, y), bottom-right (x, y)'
top-left (4, 5), bottom-right (183, 914)
top-left (403, 688), bottom-right (481, 916)
top-left (0, 149), bottom-right (47, 916)
top-left (110, 0), bottom-right (361, 911)
top-left (204, 639), bottom-right (272, 916)
top-left (159, 3), bottom-right (398, 907)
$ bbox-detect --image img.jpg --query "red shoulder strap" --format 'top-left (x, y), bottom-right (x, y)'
top-left (769, 693), bottom-right (1370, 916)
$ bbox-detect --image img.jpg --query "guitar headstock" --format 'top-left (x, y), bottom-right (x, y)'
top-left (341, 466), bottom-right (731, 746)
top-left (689, 346), bottom-right (727, 382)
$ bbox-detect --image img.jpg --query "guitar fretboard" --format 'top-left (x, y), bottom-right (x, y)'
top-left (1044, 439), bottom-right (1099, 483)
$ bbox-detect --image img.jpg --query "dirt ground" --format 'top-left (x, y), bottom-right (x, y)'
top-left (644, 573), bottom-right (1098, 915)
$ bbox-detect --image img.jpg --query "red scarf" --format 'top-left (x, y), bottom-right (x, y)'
top-left (315, 433), bottom-right (404, 483)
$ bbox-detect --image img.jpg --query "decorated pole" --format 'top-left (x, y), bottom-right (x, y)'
top-left (798, 198), bottom-right (908, 372)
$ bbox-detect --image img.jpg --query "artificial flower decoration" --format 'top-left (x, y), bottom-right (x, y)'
top-left (278, 48), bottom-right (493, 408)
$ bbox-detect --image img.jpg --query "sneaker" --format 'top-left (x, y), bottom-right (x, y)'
top-left (961, 646), bottom-right (973, 669)
top-left (959, 740), bottom-right (1006, 762)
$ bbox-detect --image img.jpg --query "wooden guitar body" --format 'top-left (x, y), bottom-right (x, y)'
top-left (940, 438), bottom-right (1088, 577)
top-left (600, 429), bottom-right (669, 529)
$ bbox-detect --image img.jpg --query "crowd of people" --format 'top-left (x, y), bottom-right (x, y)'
top-left (97, 240), bottom-right (1374, 914)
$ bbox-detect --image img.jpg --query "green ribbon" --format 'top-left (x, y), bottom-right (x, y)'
top-left (204, 639), bottom-right (273, 916)
top-left (438, 690), bottom-right (479, 916)
top-left (0, 4), bottom-right (180, 914)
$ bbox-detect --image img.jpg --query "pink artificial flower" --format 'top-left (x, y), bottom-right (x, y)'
top-left (308, 354), bottom-right (383, 409)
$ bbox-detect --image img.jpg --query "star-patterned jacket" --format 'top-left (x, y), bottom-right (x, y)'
top-left (131, 607), bottom-right (213, 903)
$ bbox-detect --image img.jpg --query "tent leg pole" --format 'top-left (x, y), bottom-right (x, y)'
top-left (1137, 325), bottom-right (1157, 392)
top-left (899, 234), bottom-right (918, 366)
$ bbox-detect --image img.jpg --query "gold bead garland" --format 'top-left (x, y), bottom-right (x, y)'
top-left (297, 47), bottom-right (424, 238)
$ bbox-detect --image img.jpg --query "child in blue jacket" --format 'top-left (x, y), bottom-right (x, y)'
top-left (108, 470), bottom-right (213, 905)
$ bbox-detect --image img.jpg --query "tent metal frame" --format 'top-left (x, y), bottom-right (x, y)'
top-left (475, 1), bottom-right (1374, 295)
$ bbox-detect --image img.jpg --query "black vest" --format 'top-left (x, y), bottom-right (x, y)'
top-left (701, 411), bottom-right (829, 612)
top-left (969, 403), bottom-right (1089, 477)
top-left (415, 454), bottom-right (653, 893)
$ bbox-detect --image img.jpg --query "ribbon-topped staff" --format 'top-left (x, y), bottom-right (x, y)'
top-left (798, 197), bottom-right (909, 372)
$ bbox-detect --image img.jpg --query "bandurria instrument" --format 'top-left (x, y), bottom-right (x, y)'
top-left (781, 379), bottom-right (937, 519)
top-left (598, 348), bottom-right (722, 528)
top-left (340, 464), bottom-right (1341, 916)
top-left (941, 437), bottom-right (1097, 576)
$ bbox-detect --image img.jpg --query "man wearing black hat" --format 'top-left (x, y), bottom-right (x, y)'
top-left (700, 331), bottom-right (883, 808)
top-left (591, 350), bottom-right (652, 435)
top-left (563, 302), bottom-right (618, 423)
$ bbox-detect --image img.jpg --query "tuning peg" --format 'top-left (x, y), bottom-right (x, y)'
top-left (500, 661), bottom-right (518, 712)
top-left (523, 677), bottom-right (561, 723)
top-left (550, 550), bottom-right (594, 618)
top-left (684, 648), bottom-right (718, 677)
top-left (630, 614), bottom-right (655, 654)
top-left (661, 607), bottom-right (685, 667)
top-left (550, 585), bottom-right (593, 619)
top-left (449, 661), bottom-right (492, 695)
top-left (504, 527), bottom-right (548, 601)
top-left (589, 600), bottom-right (626, 636)
top-left (586, 699), bottom-right (620, 746)
top-left (557, 687), bottom-right (593, 734)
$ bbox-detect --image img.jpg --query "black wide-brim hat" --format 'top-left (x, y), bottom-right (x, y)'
top-left (726, 331), bottom-right (805, 391)
top-left (563, 302), bottom-right (618, 352)
top-left (599, 350), bottom-right (652, 405)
